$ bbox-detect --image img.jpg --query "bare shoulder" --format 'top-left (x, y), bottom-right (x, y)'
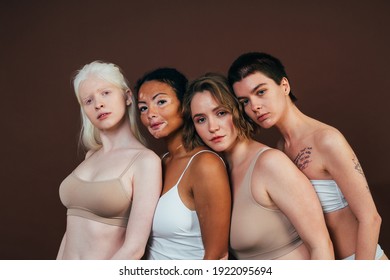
top-left (134, 147), bottom-right (161, 165)
top-left (313, 125), bottom-right (349, 152)
top-left (253, 148), bottom-right (293, 174)
top-left (191, 150), bottom-right (226, 175)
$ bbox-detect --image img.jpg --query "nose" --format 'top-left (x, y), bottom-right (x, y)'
top-left (208, 118), bottom-right (220, 133)
top-left (251, 101), bottom-right (263, 112)
top-left (147, 105), bottom-right (158, 119)
top-left (94, 97), bottom-right (104, 110)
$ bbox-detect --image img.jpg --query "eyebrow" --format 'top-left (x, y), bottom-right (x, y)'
top-left (138, 92), bottom-right (168, 104)
top-left (250, 83), bottom-right (267, 94)
top-left (192, 105), bottom-right (225, 119)
top-left (236, 83), bottom-right (267, 101)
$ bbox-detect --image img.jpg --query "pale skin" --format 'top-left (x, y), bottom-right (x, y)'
top-left (190, 90), bottom-right (334, 260)
top-left (233, 71), bottom-right (387, 260)
top-left (57, 76), bottom-right (161, 259)
top-left (137, 80), bottom-right (231, 259)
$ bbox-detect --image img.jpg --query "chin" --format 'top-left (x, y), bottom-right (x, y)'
top-left (207, 144), bottom-right (226, 153)
top-left (150, 131), bottom-right (166, 140)
top-left (256, 121), bottom-right (274, 129)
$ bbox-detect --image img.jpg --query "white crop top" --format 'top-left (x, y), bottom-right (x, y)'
top-left (310, 180), bottom-right (349, 213)
top-left (145, 150), bottom-right (223, 260)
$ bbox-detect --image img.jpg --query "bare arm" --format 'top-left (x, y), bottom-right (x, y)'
top-left (111, 150), bottom-right (162, 259)
top-left (192, 153), bottom-right (231, 260)
top-left (319, 129), bottom-right (381, 259)
top-left (256, 149), bottom-right (334, 259)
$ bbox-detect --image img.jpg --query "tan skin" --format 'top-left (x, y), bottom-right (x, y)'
top-left (190, 90), bottom-right (334, 260)
top-left (57, 77), bottom-right (161, 259)
top-left (233, 72), bottom-right (387, 260)
top-left (137, 80), bottom-right (231, 259)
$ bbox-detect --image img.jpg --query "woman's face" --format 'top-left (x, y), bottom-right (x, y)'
top-left (137, 80), bottom-right (183, 139)
top-left (190, 90), bottom-right (238, 153)
top-left (232, 72), bottom-right (290, 129)
top-left (78, 76), bottom-right (129, 131)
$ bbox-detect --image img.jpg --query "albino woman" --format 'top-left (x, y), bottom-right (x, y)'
top-left (228, 52), bottom-right (387, 260)
top-left (183, 73), bottom-right (333, 260)
top-left (57, 61), bottom-right (161, 259)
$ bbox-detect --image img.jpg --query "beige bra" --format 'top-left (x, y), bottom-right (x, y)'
top-left (59, 151), bottom-right (142, 227)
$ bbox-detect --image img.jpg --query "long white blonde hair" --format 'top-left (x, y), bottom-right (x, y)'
top-left (73, 61), bottom-right (145, 151)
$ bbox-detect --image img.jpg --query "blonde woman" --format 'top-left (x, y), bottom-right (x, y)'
top-left (57, 61), bottom-right (161, 259)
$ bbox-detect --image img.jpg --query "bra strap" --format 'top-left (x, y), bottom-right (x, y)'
top-left (119, 151), bottom-right (143, 178)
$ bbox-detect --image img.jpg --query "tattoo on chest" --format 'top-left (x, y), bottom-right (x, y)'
top-left (293, 147), bottom-right (313, 171)
top-left (352, 157), bottom-right (366, 178)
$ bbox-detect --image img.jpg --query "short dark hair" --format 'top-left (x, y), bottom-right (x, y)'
top-left (134, 67), bottom-right (188, 103)
top-left (228, 52), bottom-right (297, 102)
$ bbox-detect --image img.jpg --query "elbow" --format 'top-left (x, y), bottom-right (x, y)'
top-left (133, 247), bottom-right (145, 260)
top-left (372, 212), bottom-right (382, 230)
top-left (204, 249), bottom-right (229, 260)
top-left (358, 211), bottom-right (382, 232)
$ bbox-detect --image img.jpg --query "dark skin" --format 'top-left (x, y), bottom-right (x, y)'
top-left (138, 80), bottom-right (231, 259)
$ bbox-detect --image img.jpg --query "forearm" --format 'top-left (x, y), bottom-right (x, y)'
top-left (110, 245), bottom-right (145, 260)
top-left (354, 215), bottom-right (381, 259)
top-left (309, 239), bottom-right (335, 260)
top-left (203, 245), bottom-right (229, 260)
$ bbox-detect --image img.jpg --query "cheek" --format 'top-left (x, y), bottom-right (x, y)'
top-left (139, 114), bottom-right (148, 126)
top-left (195, 125), bottom-right (207, 141)
top-left (83, 107), bottom-right (95, 119)
top-left (228, 121), bottom-right (238, 137)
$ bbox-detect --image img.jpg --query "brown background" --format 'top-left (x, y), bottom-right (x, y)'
top-left (1, 0), bottom-right (389, 259)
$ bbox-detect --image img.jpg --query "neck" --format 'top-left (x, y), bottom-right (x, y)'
top-left (99, 118), bottom-right (139, 152)
top-left (274, 103), bottom-right (308, 146)
top-left (165, 128), bottom-right (185, 157)
top-left (224, 138), bottom-right (255, 169)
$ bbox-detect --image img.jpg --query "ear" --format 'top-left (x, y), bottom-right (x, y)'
top-left (281, 77), bottom-right (291, 96)
top-left (125, 89), bottom-right (133, 106)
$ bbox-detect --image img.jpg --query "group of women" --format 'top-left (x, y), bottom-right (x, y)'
top-left (57, 52), bottom-right (387, 260)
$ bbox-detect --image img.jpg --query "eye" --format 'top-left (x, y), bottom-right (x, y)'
top-left (194, 116), bottom-right (206, 124)
top-left (157, 99), bottom-right (167, 106)
top-left (217, 110), bottom-right (227, 117)
top-left (102, 90), bottom-right (110, 96)
top-left (239, 98), bottom-right (249, 106)
top-left (84, 98), bottom-right (93, 105)
top-left (256, 89), bottom-right (266, 95)
top-left (138, 105), bottom-right (148, 113)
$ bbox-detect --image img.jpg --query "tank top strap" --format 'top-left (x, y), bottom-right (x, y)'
top-left (119, 150), bottom-right (143, 178)
top-left (176, 150), bottom-right (220, 186)
top-left (161, 152), bottom-right (170, 160)
top-left (246, 147), bottom-right (272, 183)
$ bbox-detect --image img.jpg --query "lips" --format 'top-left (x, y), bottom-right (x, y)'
top-left (97, 112), bottom-right (111, 120)
top-left (210, 135), bottom-right (224, 143)
top-left (150, 121), bottom-right (164, 130)
top-left (257, 113), bottom-right (270, 123)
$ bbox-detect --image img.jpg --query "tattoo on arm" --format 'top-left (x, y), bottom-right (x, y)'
top-left (352, 157), bottom-right (365, 178)
top-left (293, 147), bottom-right (312, 171)
top-left (353, 156), bottom-right (370, 191)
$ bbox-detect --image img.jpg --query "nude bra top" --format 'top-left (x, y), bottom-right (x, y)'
top-left (59, 151), bottom-right (142, 227)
